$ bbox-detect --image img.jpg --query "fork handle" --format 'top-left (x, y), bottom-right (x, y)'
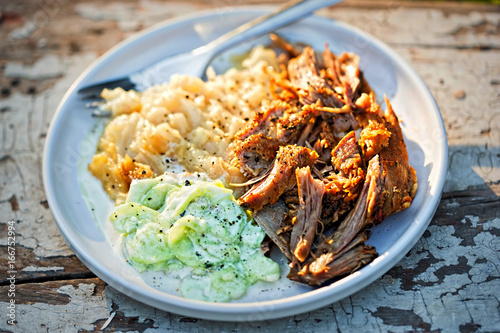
top-left (194, 0), bottom-right (344, 56)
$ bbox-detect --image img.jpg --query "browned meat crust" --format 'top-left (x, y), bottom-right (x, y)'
top-left (231, 101), bottom-right (320, 178)
top-left (331, 131), bottom-right (364, 186)
top-left (232, 133), bottom-right (281, 177)
top-left (288, 47), bottom-right (345, 108)
top-left (377, 97), bottom-right (418, 217)
top-left (320, 131), bottom-right (365, 225)
top-left (234, 101), bottom-right (289, 142)
top-left (238, 145), bottom-right (318, 210)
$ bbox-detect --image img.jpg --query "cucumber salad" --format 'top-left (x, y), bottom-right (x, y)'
top-left (109, 172), bottom-right (280, 302)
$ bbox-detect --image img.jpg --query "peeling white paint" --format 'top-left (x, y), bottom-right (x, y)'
top-left (4, 54), bottom-right (65, 80)
top-left (445, 201), bottom-right (461, 209)
top-left (91, 233), bottom-right (500, 333)
top-left (99, 311), bottom-right (116, 331)
top-left (479, 217), bottom-right (500, 232)
top-left (1, 283), bottom-right (109, 333)
top-left (399, 237), bottom-right (430, 267)
top-left (417, 268), bottom-right (440, 283)
top-left (462, 215), bottom-right (481, 227)
top-left (102, 286), bottom-right (158, 326)
top-left (1, 4), bottom-right (499, 333)
top-left (0, 52), bottom-right (97, 258)
top-left (22, 266), bottom-right (64, 272)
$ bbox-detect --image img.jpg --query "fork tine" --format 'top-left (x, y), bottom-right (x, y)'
top-left (79, 91), bottom-right (105, 100)
top-left (77, 77), bottom-right (136, 99)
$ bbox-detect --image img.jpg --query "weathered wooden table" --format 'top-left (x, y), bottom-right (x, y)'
top-left (1, 0), bottom-right (499, 332)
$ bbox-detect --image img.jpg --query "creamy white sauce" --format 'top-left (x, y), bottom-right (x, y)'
top-left (78, 120), bottom-right (310, 302)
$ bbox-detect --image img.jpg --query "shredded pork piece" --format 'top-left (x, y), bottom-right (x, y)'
top-left (254, 200), bottom-right (292, 261)
top-left (232, 133), bottom-right (281, 177)
top-left (288, 47), bottom-right (345, 107)
top-left (289, 230), bottom-right (377, 286)
top-left (290, 167), bottom-right (325, 266)
top-left (238, 145), bottom-right (318, 210)
top-left (331, 131), bottom-right (364, 183)
top-left (315, 155), bottom-right (383, 258)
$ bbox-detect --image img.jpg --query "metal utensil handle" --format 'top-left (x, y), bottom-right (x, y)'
top-left (194, 0), bottom-right (343, 55)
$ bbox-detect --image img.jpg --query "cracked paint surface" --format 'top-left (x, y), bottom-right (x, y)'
top-left (1, 52), bottom-right (97, 257)
top-left (6, 283), bottom-right (109, 333)
top-left (0, 2), bottom-right (499, 332)
top-left (1, 216), bottom-right (497, 332)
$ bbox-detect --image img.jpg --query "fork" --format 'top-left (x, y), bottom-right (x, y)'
top-left (78, 0), bottom-right (343, 110)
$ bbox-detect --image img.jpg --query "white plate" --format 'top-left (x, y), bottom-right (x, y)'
top-left (43, 7), bottom-right (448, 321)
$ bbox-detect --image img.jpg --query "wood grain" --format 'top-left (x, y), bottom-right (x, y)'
top-left (0, 0), bottom-right (499, 332)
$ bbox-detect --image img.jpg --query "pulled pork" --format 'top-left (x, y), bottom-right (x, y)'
top-left (230, 38), bottom-right (417, 286)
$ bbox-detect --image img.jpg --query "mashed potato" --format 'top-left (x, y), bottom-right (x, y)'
top-left (89, 46), bottom-right (280, 203)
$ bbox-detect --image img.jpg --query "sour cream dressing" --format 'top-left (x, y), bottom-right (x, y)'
top-left (78, 121), bottom-right (303, 303)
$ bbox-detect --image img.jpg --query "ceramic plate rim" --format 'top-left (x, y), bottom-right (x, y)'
top-left (43, 6), bottom-right (448, 321)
